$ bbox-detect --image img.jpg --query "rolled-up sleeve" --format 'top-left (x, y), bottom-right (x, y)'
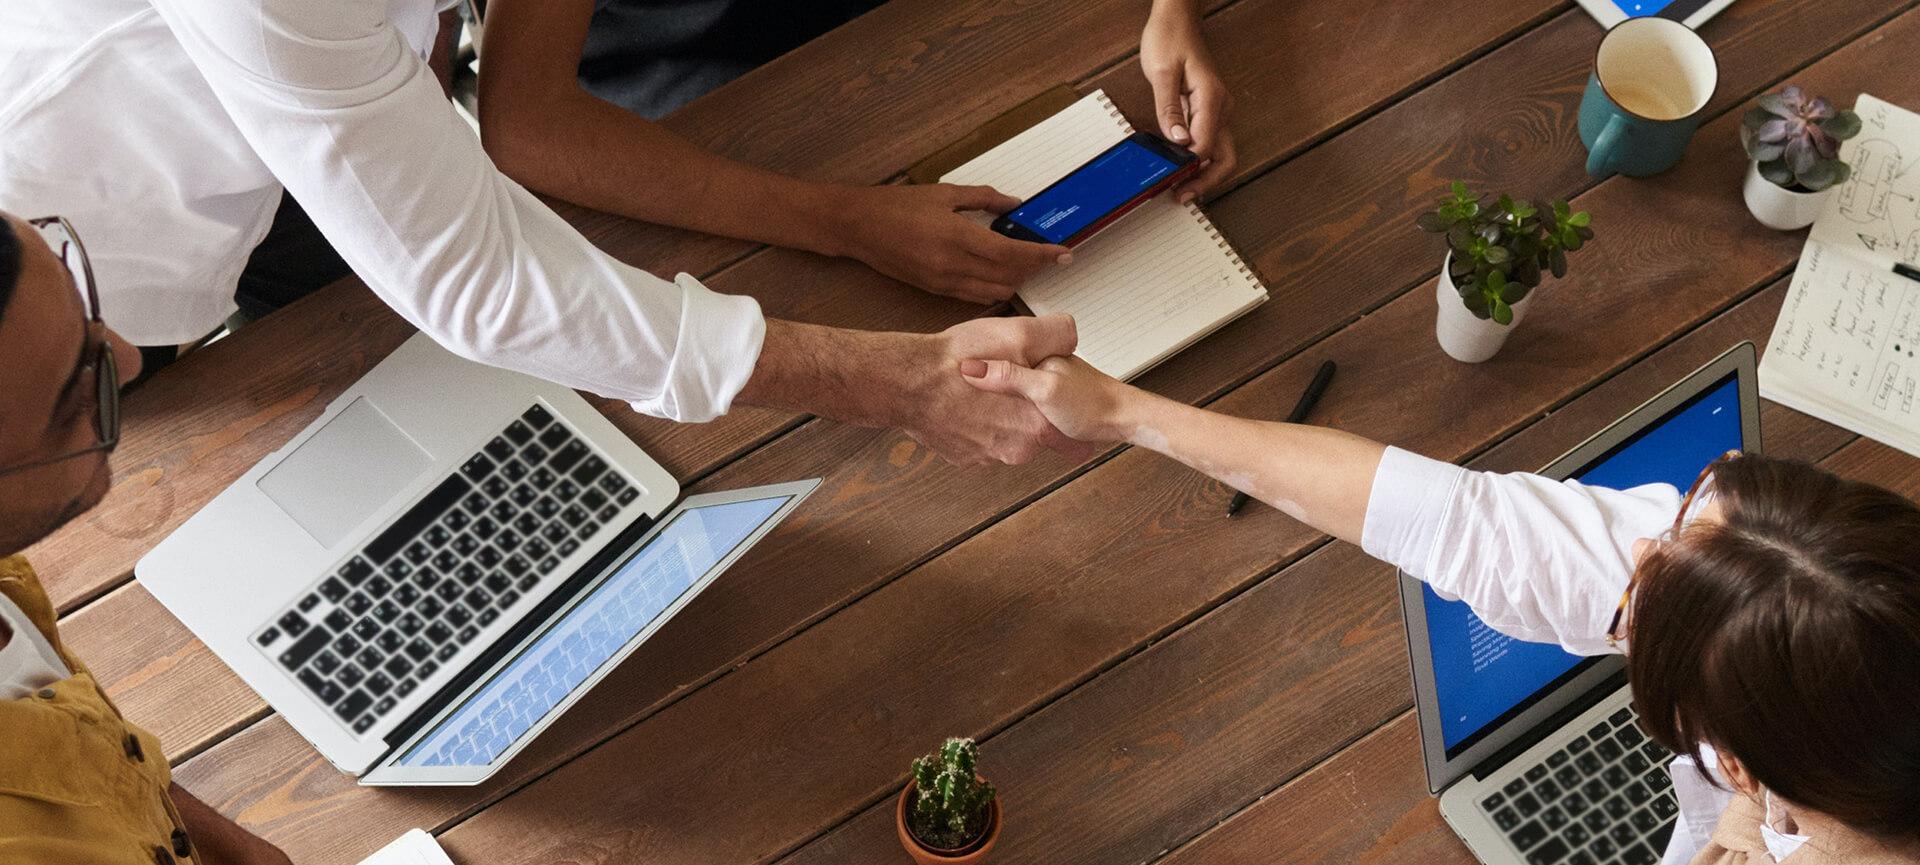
top-left (1361, 447), bottom-right (1679, 656)
top-left (147, 0), bottom-right (764, 421)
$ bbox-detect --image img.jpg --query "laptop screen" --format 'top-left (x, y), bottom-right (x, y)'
top-left (391, 493), bottom-right (795, 768)
top-left (1424, 371), bottom-right (1743, 757)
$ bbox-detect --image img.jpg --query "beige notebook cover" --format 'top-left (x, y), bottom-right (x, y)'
top-left (940, 91), bottom-right (1268, 380)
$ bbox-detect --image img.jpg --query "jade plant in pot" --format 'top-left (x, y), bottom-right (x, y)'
top-left (1740, 85), bottom-right (1861, 231)
top-left (1416, 182), bottom-right (1594, 363)
top-left (896, 738), bottom-right (1001, 865)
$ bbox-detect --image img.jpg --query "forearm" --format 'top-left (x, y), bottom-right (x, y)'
top-left (481, 92), bottom-right (854, 257)
top-left (170, 784), bottom-right (290, 865)
top-left (734, 319), bottom-right (921, 426)
top-left (1115, 390), bottom-right (1385, 543)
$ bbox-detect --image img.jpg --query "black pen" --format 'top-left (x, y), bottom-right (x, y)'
top-left (1227, 359), bottom-right (1337, 517)
top-left (1894, 262), bottom-right (1920, 284)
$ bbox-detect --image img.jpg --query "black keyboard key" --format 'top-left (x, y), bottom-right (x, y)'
top-left (374, 696), bottom-right (397, 716)
top-left (1583, 809), bottom-right (1609, 834)
top-left (484, 436), bottom-right (515, 463)
top-left (1513, 793), bottom-right (1540, 816)
top-left (426, 622), bottom-right (454, 644)
top-left (383, 656), bottom-right (414, 680)
top-left (1624, 781), bottom-right (1651, 805)
top-left (503, 554), bottom-right (529, 576)
top-left (569, 455), bottom-right (607, 487)
top-left (1591, 835), bottom-right (1616, 860)
top-left (556, 480), bottom-right (581, 501)
top-left (366, 475), bottom-right (472, 564)
top-left (617, 486), bottom-right (638, 506)
top-left (418, 596), bottom-right (445, 620)
top-left (462, 492), bottom-right (488, 515)
top-left (475, 546), bottom-right (502, 568)
top-left (534, 496), bottom-right (561, 519)
top-left (383, 560), bottom-right (412, 581)
top-left (1622, 842), bottom-right (1658, 865)
top-left (256, 627), bottom-right (281, 646)
top-left (1525, 837), bottom-right (1567, 865)
top-left (489, 500), bottom-right (516, 524)
top-left (526, 451), bottom-right (551, 473)
top-left (1493, 807), bottom-right (1520, 831)
top-left (1615, 726), bottom-right (1645, 750)
top-left (436, 642), bottom-right (460, 662)
top-left (517, 573), bottom-right (540, 592)
top-left (297, 593), bottom-right (321, 613)
top-left (1588, 723), bottom-right (1610, 741)
top-left (558, 539), bottom-right (580, 558)
top-left (1624, 751), bottom-right (1651, 775)
top-left (445, 605), bottom-right (473, 628)
top-left (366, 673), bottom-right (393, 697)
top-left (452, 534), bottom-right (480, 556)
top-left (394, 584), bottom-right (421, 606)
top-left (1582, 780), bottom-right (1608, 804)
top-left (425, 524), bottom-right (452, 547)
top-left (396, 678), bottom-right (417, 698)
top-left (1597, 739), bottom-right (1623, 762)
top-left (1650, 795), bottom-right (1678, 819)
top-left (1540, 805), bottom-right (1567, 830)
top-left (478, 608), bottom-right (499, 626)
top-left (495, 589), bottom-right (519, 609)
top-left (1640, 741), bottom-right (1667, 763)
top-left (1576, 753), bottom-right (1603, 776)
top-left (1547, 749), bottom-right (1570, 768)
top-left (1608, 823), bottom-right (1637, 848)
top-left (337, 665), bottom-right (365, 688)
top-left (460, 454), bottom-right (494, 483)
top-left (541, 522), bottom-right (568, 544)
top-left (578, 519), bottom-right (599, 539)
top-left (412, 567), bottom-right (440, 590)
top-left (463, 588), bottom-right (492, 610)
top-left (580, 488), bottom-right (608, 512)
top-left (505, 420), bottom-right (534, 445)
top-left (405, 638), bottom-right (434, 662)
top-left (1603, 765), bottom-right (1629, 788)
top-left (597, 504), bottom-right (620, 524)
top-left (1563, 792), bottom-right (1588, 816)
top-left (1564, 823), bottom-right (1591, 848)
top-left (598, 473), bottom-right (627, 495)
top-left (277, 611), bottom-right (309, 636)
top-left (549, 441), bottom-right (588, 474)
top-left (376, 630), bottom-right (404, 653)
top-left (416, 660), bottom-right (439, 680)
top-left (1649, 817), bottom-right (1676, 852)
top-left (343, 592), bottom-right (372, 615)
top-left (401, 543), bottom-right (429, 566)
top-left (356, 648), bottom-right (383, 670)
top-left (298, 668), bottom-right (343, 705)
top-left (353, 617), bottom-right (382, 641)
top-left (354, 715), bottom-right (377, 734)
top-left (482, 476), bottom-right (510, 499)
top-left (1535, 779), bottom-right (1560, 801)
top-left (334, 689), bottom-right (373, 722)
top-left (311, 651), bottom-right (341, 675)
top-left (324, 609), bottom-right (353, 632)
top-left (339, 557), bottom-right (374, 585)
top-left (278, 626), bottom-right (330, 669)
top-left (485, 571), bottom-right (512, 593)
top-left (1568, 737), bottom-right (1590, 754)
top-left (509, 482), bottom-right (536, 505)
top-left (435, 581), bottom-right (464, 603)
top-left (1510, 820), bottom-right (1546, 851)
top-left (1482, 792), bottom-right (1506, 811)
top-left (396, 614), bottom-right (424, 636)
top-left (537, 556), bottom-right (560, 575)
top-left (1629, 808), bottom-right (1660, 835)
top-left (457, 626), bottom-right (479, 644)
top-left (514, 513), bottom-right (542, 537)
top-left (472, 517), bottom-right (498, 540)
top-left (444, 510), bottom-right (470, 531)
top-left (495, 530), bottom-right (522, 553)
top-left (432, 550), bottom-right (460, 572)
top-left (373, 600), bottom-right (401, 623)
top-left (365, 576), bottom-right (393, 598)
top-left (318, 578), bottom-right (350, 603)
top-left (1525, 765), bottom-right (1549, 783)
top-left (1609, 707), bottom-right (1633, 727)
top-left (537, 423), bottom-right (571, 451)
top-left (522, 404), bottom-right (554, 429)
top-left (1603, 795), bottom-right (1632, 820)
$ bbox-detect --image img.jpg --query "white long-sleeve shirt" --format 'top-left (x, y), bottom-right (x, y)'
top-left (0, 0), bottom-right (764, 422)
top-left (1360, 446), bottom-right (1765, 864)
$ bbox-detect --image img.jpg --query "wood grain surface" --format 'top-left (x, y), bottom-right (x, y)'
top-left (24, 1), bottom-right (1917, 864)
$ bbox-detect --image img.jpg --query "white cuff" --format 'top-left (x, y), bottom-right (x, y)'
top-left (635, 273), bottom-right (766, 423)
top-left (1361, 446), bottom-right (1467, 582)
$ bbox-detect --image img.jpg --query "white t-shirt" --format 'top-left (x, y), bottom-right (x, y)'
top-left (0, 0), bottom-right (764, 422)
top-left (1360, 446), bottom-right (1791, 864)
top-left (0, 594), bottom-right (71, 700)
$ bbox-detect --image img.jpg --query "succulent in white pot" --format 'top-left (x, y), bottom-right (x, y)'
top-left (1417, 182), bottom-right (1595, 363)
top-left (1740, 85), bottom-right (1861, 231)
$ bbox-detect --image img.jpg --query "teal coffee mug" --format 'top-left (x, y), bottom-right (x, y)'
top-left (1578, 17), bottom-right (1718, 178)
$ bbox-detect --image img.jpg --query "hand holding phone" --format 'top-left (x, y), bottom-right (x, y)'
top-left (991, 132), bottom-right (1200, 248)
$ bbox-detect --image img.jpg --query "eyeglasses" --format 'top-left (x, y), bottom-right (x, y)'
top-left (0, 216), bottom-right (120, 478)
top-left (1604, 449), bottom-right (1742, 648)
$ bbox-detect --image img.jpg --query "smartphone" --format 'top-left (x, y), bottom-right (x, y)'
top-left (991, 132), bottom-right (1200, 247)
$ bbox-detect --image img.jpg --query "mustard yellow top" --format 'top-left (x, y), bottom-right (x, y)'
top-left (0, 555), bottom-right (194, 865)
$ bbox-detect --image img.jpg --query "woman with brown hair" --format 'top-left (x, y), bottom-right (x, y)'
top-left (960, 351), bottom-right (1920, 864)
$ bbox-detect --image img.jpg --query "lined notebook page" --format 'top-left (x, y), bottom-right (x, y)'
top-left (941, 91), bottom-right (1267, 380)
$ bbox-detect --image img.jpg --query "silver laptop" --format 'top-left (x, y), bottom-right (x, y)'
top-left (1398, 343), bottom-right (1759, 865)
top-left (139, 333), bottom-right (817, 785)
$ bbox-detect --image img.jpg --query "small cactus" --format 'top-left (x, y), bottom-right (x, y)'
top-left (907, 738), bottom-right (996, 850)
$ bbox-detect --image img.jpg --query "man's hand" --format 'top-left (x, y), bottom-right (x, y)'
top-left (829, 184), bottom-right (1072, 304)
top-left (1141, 0), bottom-right (1237, 203)
top-left (960, 353), bottom-right (1143, 444)
top-left (738, 316), bottom-right (1095, 466)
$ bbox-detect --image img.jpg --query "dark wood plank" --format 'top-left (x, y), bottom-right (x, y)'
top-left (62, 0), bottom-right (1582, 761)
top-left (411, 20), bottom-right (1920, 863)
top-left (766, 275), bottom-right (1857, 865)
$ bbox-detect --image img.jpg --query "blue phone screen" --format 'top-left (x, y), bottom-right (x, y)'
top-left (1004, 139), bottom-right (1181, 244)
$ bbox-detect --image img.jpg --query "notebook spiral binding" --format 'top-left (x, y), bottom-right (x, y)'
top-left (1091, 91), bottom-right (1262, 289)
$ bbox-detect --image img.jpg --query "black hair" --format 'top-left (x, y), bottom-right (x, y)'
top-left (0, 218), bottom-right (19, 324)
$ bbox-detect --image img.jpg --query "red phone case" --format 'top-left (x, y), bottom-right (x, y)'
top-left (1057, 158), bottom-right (1203, 247)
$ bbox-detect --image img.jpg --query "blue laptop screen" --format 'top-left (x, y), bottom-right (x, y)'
top-left (395, 494), bottom-right (792, 768)
top-left (1425, 373), bottom-right (1742, 756)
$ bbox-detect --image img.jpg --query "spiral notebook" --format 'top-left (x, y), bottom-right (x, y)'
top-left (1759, 94), bottom-right (1920, 457)
top-left (940, 91), bottom-right (1268, 380)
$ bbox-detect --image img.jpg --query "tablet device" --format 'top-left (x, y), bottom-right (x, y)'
top-left (1576, 0), bottom-right (1735, 29)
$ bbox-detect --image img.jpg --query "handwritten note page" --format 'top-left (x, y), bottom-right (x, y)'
top-left (1763, 242), bottom-right (1920, 452)
top-left (941, 91), bottom-right (1267, 380)
top-left (1812, 94), bottom-right (1920, 268)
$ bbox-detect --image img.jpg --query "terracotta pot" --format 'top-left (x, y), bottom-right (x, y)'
top-left (1434, 253), bottom-right (1533, 363)
top-left (1742, 160), bottom-right (1832, 231)
top-left (895, 782), bottom-right (1002, 865)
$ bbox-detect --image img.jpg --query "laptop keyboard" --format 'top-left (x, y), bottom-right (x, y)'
top-left (252, 404), bottom-right (639, 734)
top-left (1479, 705), bottom-right (1679, 865)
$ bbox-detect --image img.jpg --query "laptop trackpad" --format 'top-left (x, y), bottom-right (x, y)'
top-left (259, 397), bottom-right (433, 548)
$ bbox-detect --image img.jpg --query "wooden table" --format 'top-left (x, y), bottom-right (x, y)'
top-left (28, 0), bottom-right (1920, 862)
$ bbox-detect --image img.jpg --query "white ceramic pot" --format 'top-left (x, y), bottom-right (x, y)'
top-left (1434, 254), bottom-right (1531, 364)
top-left (1742, 161), bottom-right (1831, 231)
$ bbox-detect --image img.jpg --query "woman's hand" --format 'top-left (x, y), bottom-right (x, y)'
top-left (958, 352), bottom-right (1143, 443)
top-left (1140, 0), bottom-right (1236, 202)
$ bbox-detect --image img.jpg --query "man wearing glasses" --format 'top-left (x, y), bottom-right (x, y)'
top-left (0, 214), bottom-right (292, 865)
